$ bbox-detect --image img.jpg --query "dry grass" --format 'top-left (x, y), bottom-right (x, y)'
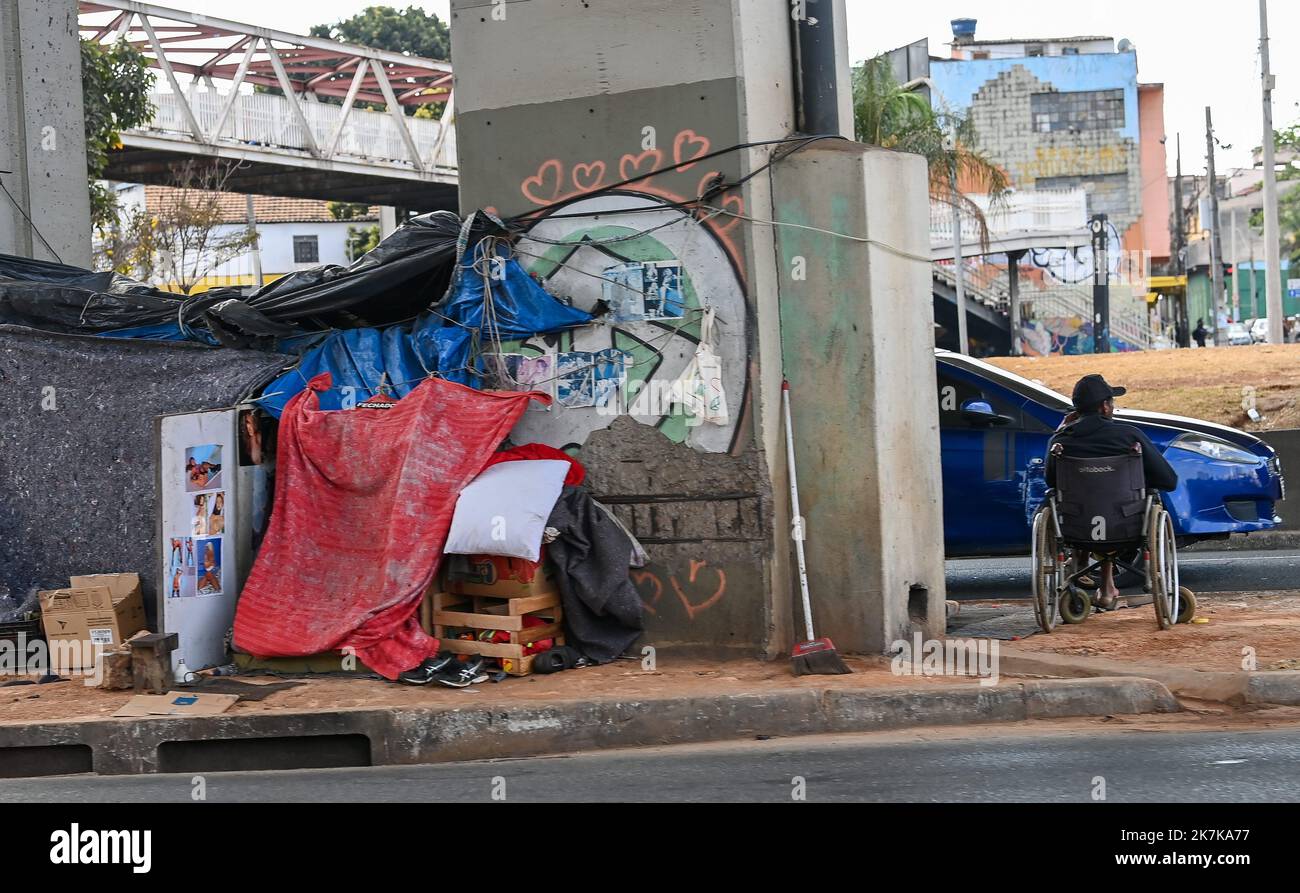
top-left (989, 344), bottom-right (1300, 432)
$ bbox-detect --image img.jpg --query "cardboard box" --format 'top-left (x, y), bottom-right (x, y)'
top-left (444, 554), bottom-right (560, 598)
top-left (39, 573), bottom-right (147, 673)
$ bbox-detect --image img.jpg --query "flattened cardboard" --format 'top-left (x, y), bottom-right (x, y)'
top-left (113, 691), bottom-right (239, 718)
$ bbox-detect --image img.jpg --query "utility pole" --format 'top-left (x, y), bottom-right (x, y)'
top-left (948, 122), bottom-right (969, 355)
top-left (1174, 135), bottom-right (1190, 347)
top-left (1091, 214), bottom-right (1110, 353)
top-left (244, 193), bottom-right (264, 290)
top-left (1206, 106), bottom-right (1226, 346)
top-left (1230, 207), bottom-right (1239, 321)
top-left (1259, 0), bottom-right (1284, 343)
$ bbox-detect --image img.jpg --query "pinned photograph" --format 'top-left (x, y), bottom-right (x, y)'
top-left (592, 348), bottom-right (629, 411)
top-left (556, 351), bottom-right (595, 408)
top-left (167, 537), bottom-right (196, 599)
top-left (192, 493), bottom-right (212, 536)
top-left (196, 537), bottom-right (223, 596)
top-left (642, 261), bottom-right (685, 319)
top-left (185, 444), bottom-right (223, 491)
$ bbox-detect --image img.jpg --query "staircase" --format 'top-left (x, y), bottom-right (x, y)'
top-left (1024, 283), bottom-right (1153, 350)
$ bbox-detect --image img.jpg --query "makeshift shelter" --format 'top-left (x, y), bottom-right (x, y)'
top-left (0, 325), bottom-right (285, 623)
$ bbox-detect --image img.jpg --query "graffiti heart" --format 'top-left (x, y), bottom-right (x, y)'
top-left (521, 159), bottom-right (566, 206)
top-left (631, 560), bottom-right (728, 621)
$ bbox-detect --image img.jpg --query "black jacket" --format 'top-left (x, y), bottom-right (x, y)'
top-left (1046, 413), bottom-right (1178, 491)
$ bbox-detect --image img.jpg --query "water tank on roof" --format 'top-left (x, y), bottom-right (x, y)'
top-left (951, 18), bottom-right (977, 42)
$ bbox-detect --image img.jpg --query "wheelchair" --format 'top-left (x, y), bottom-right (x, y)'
top-left (1030, 442), bottom-right (1197, 633)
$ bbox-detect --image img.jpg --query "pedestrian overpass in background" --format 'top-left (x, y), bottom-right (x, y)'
top-left (930, 188), bottom-right (1155, 351)
top-left (78, 0), bottom-right (459, 209)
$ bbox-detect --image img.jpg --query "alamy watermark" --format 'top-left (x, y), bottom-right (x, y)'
top-left (890, 633), bottom-right (1000, 686)
top-left (0, 634), bottom-right (109, 687)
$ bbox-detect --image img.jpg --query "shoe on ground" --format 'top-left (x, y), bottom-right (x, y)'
top-left (397, 652), bottom-right (458, 686)
top-left (438, 655), bottom-right (490, 688)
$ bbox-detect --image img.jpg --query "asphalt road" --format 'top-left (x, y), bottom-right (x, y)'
top-left (4, 727), bottom-right (1300, 802)
top-left (947, 548), bottom-right (1300, 601)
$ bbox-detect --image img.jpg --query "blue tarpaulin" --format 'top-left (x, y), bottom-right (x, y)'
top-left (257, 242), bottom-right (593, 417)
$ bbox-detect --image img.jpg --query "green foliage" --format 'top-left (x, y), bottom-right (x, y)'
top-left (852, 55), bottom-right (1009, 244)
top-left (328, 201), bottom-right (372, 221)
top-left (81, 39), bottom-right (155, 232)
top-left (309, 5), bottom-right (450, 60)
top-left (346, 224), bottom-right (382, 262)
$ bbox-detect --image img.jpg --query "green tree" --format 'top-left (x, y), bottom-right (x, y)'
top-left (1250, 119), bottom-right (1300, 268)
top-left (852, 55), bottom-right (1008, 244)
top-left (328, 201), bottom-right (372, 221)
top-left (309, 5), bottom-right (450, 60)
top-left (346, 224), bottom-right (382, 262)
top-left (307, 5), bottom-right (450, 116)
top-left (81, 39), bottom-right (155, 233)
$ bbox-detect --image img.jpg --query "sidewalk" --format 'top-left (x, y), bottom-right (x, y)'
top-left (0, 655), bottom-right (1176, 777)
top-left (991, 591), bottom-right (1300, 706)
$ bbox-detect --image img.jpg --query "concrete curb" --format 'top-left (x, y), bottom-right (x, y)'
top-left (1000, 647), bottom-right (1300, 706)
top-left (0, 677), bottom-right (1178, 777)
top-left (1184, 530), bottom-right (1300, 552)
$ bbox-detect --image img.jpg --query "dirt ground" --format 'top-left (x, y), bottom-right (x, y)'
top-left (1005, 592), bottom-right (1300, 672)
top-left (989, 343), bottom-right (1300, 432)
top-left (0, 654), bottom-right (994, 727)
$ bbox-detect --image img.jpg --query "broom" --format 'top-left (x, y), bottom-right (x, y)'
top-left (783, 380), bottom-right (851, 676)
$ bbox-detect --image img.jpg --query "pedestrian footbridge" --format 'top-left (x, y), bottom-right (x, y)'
top-left (79, 0), bottom-right (458, 209)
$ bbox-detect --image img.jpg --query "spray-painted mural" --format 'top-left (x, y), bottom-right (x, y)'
top-left (932, 52), bottom-right (1143, 239)
top-left (497, 192), bottom-right (748, 454)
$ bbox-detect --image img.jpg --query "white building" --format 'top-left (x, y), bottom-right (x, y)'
top-left (111, 183), bottom-right (378, 292)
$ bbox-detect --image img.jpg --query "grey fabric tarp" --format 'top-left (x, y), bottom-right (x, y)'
top-left (0, 325), bottom-right (286, 624)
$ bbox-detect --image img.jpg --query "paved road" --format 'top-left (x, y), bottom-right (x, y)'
top-left (4, 727), bottom-right (1300, 802)
top-left (947, 549), bottom-right (1300, 601)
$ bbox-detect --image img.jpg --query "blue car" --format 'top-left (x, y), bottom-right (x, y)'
top-left (937, 350), bottom-right (1286, 557)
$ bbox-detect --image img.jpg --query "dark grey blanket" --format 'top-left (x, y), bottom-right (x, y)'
top-left (545, 486), bottom-right (644, 663)
top-left (0, 326), bottom-right (285, 625)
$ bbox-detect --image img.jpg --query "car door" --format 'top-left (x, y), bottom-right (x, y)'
top-left (937, 363), bottom-right (1054, 555)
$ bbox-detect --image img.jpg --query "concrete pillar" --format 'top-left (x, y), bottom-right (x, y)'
top-left (771, 144), bottom-right (946, 652)
top-left (0, 0), bottom-right (92, 267)
top-left (449, 0), bottom-right (941, 656)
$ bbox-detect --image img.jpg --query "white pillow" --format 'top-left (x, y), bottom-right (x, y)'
top-left (444, 459), bottom-right (570, 562)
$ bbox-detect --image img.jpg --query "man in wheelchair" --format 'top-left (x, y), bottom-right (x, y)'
top-left (1045, 374), bottom-right (1178, 611)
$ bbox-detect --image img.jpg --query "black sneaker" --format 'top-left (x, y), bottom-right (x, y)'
top-left (397, 652), bottom-right (458, 686)
top-left (438, 655), bottom-right (490, 688)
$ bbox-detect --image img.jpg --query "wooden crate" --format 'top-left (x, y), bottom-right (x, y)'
top-left (430, 590), bottom-right (563, 676)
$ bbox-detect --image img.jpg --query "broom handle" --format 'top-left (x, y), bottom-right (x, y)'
top-left (782, 381), bottom-right (816, 641)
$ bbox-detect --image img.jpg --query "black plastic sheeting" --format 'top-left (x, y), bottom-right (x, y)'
top-left (0, 326), bottom-right (287, 626)
top-left (0, 210), bottom-right (469, 344)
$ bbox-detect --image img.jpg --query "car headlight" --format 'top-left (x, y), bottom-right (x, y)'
top-left (1169, 433), bottom-right (1260, 464)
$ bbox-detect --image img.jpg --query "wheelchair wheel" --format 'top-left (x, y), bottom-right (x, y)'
top-left (1175, 586), bottom-right (1197, 625)
top-left (1059, 586), bottom-right (1092, 624)
top-left (1149, 507), bottom-right (1179, 630)
top-left (1031, 509), bottom-right (1060, 633)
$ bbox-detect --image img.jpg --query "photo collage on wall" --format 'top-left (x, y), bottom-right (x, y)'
top-left (487, 349), bottom-right (630, 412)
top-left (601, 260), bottom-right (685, 323)
top-left (171, 443), bottom-right (224, 598)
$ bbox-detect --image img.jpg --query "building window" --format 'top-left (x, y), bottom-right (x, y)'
top-left (1026, 45), bottom-right (1045, 57)
top-left (293, 235), bottom-right (319, 264)
top-left (1062, 47), bottom-right (1080, 55)
top-left (1031, 88), bottom-right (1125, 133)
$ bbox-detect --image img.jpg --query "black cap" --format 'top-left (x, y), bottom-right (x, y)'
top-left (1072, 374), bottom-right (1127, 411)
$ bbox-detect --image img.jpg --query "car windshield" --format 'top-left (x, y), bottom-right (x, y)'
top-left (935, 351), bottom-right (1072, 410)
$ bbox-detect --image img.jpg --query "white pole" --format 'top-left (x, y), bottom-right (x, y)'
top-left (1260, 0), bottom-right (1284, 343)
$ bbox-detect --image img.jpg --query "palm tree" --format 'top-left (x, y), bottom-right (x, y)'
top-left (852, 55), bottom-right (1009, 247)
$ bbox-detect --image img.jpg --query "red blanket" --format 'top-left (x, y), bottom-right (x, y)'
top-left (234, 372), bottom-right (546, 678)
